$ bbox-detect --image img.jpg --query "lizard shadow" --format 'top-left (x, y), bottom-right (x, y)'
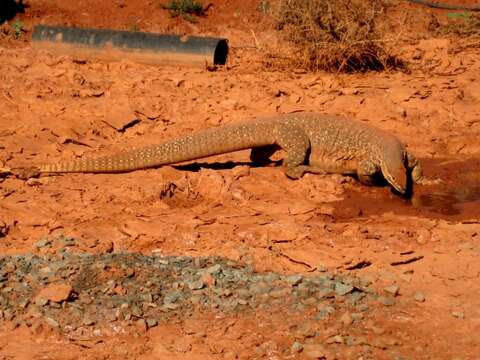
top-left (173, 160), bottom-right (407, 196)
top-left (172, 159), bottom-right (283, 172)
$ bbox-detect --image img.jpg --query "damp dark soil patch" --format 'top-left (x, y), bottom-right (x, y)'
top-left (332, 158), bottom-right (480, 221)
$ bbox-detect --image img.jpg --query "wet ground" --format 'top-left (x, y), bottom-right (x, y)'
top-left (335, 159), bottom-right (480, 220)
top-left (1, 0), bottom-right (480, 359)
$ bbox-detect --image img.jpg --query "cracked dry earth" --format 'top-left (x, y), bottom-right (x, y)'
top-left (1, 1), bottom-right (480, 359)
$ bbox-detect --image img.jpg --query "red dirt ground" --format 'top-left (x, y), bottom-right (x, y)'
top-left (1, 0), bottom-right (480, 359)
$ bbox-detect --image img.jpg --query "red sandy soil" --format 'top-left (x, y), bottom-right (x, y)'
top-left (1, 0), bottom-right (480, 359)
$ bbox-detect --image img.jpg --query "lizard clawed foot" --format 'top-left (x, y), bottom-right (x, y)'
top-left (284, 165), bottom-right (308, 179)
top-left (415, 176), bottom-right (443, 186)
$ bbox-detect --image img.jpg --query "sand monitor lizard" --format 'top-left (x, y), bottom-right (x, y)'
top-left (37, 113), bottom-right (432, 195)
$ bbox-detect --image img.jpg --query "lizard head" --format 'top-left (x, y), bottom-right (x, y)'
top-left (380, 145), bottom-right (408, 195)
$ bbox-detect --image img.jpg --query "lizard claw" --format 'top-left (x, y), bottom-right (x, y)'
top-left (415, 176), bottom-right (443, 186)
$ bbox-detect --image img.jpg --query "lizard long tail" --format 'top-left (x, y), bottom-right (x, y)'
top-left (40, 121), bottom-right (277, 173)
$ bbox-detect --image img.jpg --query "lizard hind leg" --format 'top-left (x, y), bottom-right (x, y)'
top-left (274, 123), bottom-right (312, 179)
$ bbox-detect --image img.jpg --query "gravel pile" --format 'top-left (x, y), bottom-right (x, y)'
top-left (0, 252), bottom-right (385, 334)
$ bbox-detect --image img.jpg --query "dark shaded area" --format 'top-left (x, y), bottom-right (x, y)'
top-left (0, 0), bottom-right (25, 23)
top-left (173, 159), bottom-right (282, 172)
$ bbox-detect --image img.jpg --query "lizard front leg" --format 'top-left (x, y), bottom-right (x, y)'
top-left (407, 151), bottom-right (442, 185)
top-left (357, 160), bottom-right (381, 186)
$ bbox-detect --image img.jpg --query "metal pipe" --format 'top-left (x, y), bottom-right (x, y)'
top-left (32, 25), bottom-right (229, 67)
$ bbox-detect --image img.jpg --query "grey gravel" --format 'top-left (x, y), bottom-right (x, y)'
top-left (334, 282), bottom-right (354, 296)
top-left (291, 341), bottom-right (303, 353)
top-left (0, 253), bottom-right (391, 335)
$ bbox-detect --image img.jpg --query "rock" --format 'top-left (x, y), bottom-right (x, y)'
top-left (188, 279), bottom-right (205, 290)
top-left (206, 264), bottom-right (222, 274)
top-left (291, 341), bottom-right (303, 353)
top-left (44, 317), bottom-right (59, 328)
top-left (83, 318), bottom-right (95, 326)
top-left (452, 311), bottom-right (465, 319)
top-left (384, 284), bottom-right (400, 296)
top-left (414, 291), bottom-right (425, 302)
top-left (146, 318), bottom-right (158, 328)
top-left (286, 274), bottom-right (304, 286)
top-left (34, 297), bottom-right (48, 306)
top-left (327, 335), bottom-right (344, 344)
top-left (35, 238), bottom-right (52, 249)
top-left (201, 272), bottom-right (216, 287)
top-left (37, 284), bottom-right (73, 303)
top-left (334, 282), bottom-right (354, 296)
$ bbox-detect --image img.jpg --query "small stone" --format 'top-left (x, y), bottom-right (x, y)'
top-left (163, 291), bottom-right (180, 304)
top-left (162, 303), bottom-right (179, 310)
top-left (315, 305), bottom-right (335, 320)
top-left (35, 238), bottom-right (51, 249)
top-left (206, 264), bottom-right (222, 274)
top-left (36, 284), bottom-right (73, 303)
top-left (188, 279), bottom-right (205, 290)
top-left (146, 318), bottom-right (158, 328)
top-left (345, 336), bottom-right (358, 346)
top-left (125, 268), bottom-right (135, 277)
top-left (26, 178), bottom-right (43, 186)
top-left (291, 341), bottom-right (303, 353)
top-left (316, 265), bottom-right (328, 272)
top-left (334, 282), bottom-right (354, 296)
top-left (297, 323), bottom-right (315, 338)
top-left (18, 298), bottom-right (29, 308)
top-left (35, 297), bottom-right (48, 306)
top-left (135, 318), bottom-right (147, 332)
top-left (171, 78), bottom-right (185, 87)
top-left (44, 317), bottom-right (59, 328)
top-left (452, 311), bottom-right (465, 319)
top-left (413, 291), bottom-right (425, 302)
top-left (269, 288), bottom-right (289, 299)
top-left (328, 335), bottom-right (344, 344)
top-left (384, 284), bottom-right (400, 296)
top-left (201, 272), bottom-right (216, 287)
top-left (286, 274), bottom-right (303, 286)
top-left (83, 318), bottom-right (95, 326)
top-left (378, 296), bottom-right (396, 306)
